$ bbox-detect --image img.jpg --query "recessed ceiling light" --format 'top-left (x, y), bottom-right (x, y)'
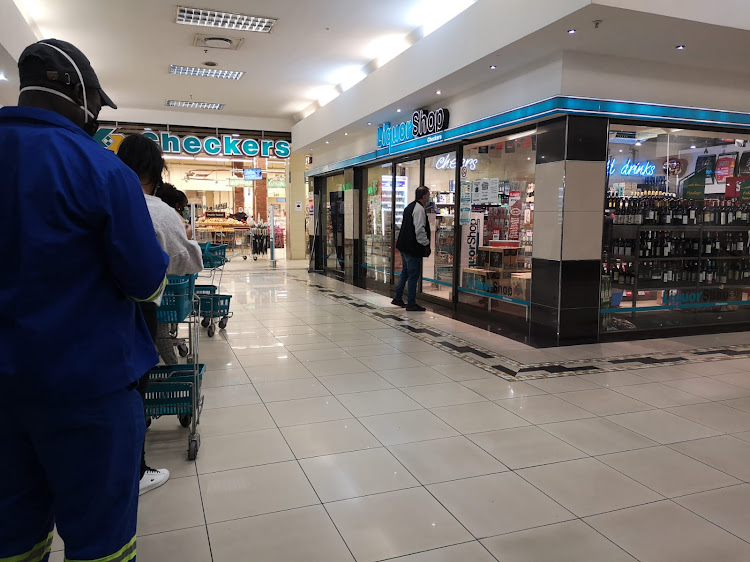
top-left (635, 141), bottom-right (642, 146)
top-left (567, 29), bottom-right (576, 34)
top-left (175, 6), bottom-right (276, 32)
top-left (527, 157), bottom-right (531, 160)
top-left (435, 90), bottom-right (442, 95)
top-left (344, 132), bottom-right (348, 136)
top-left (367, 122), bottom-right (372, 125)
top-left (676, 45), bottom-right (686, 50)
top-left (0, 72), bottom-right (8, 81)
top-left (232, 133), bottom-right (240, 137)
top-left (143, 127), bottom-right (152, 131)
top-left (690, 145), bottom-right (697, 149)
top-left (396, 108), bottom-right (402, 112)
top-left (170, 64), bottom-right (244, 79)
top-left (490, 65), bottom-right (497, 70)
top-left (166, 99), bottom-right (224, 110)
top-left (619, 149), bottom-right (623, 152)
top-left (325, 140), bottom-right (330, 144)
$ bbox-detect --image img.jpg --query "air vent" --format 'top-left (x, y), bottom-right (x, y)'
top-left (193, 34), bottom-right (243, 50)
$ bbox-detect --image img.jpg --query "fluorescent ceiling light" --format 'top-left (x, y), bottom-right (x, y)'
top-left (365, 34), bottom-right (411, 67)
top-left (164, 155), bottom-right (195, 160)
top-left (195, 157), bottom-right (231, 161)
top-left (166, 99), bottom-right (224, 110)
top-left (308, 85), bottom-right (339, 107)
top-left (175, 6), bottom-right (276, 32)
top-left (329, 65), bottom-right (367, 91)
top-left (504, 130), bottom-right (536, 141)
top-left (408, 0), bottom-right (476, 36)
top-left (170, 64), bottom-right (244, 80)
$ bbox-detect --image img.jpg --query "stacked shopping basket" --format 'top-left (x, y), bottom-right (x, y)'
top-left (197, 242), bottom-right (233, 337)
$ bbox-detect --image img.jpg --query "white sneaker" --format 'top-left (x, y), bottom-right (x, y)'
top-left (139, 467), bottom-right (170, 495)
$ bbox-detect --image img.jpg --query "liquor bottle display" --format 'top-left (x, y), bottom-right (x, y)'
top-left (605, 196), bottom-right (750, 291)
top-left (607, 197), bottom-right (750, 226)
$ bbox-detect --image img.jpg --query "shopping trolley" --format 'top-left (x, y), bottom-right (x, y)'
top-left (199, 242), bottom-right (227, 289)
top-left (156, 275), bottom-right (194, 359)
top-left (195, 284), bottom-right (232, 337)
top-left (144, 275), bottom-right (205, 460)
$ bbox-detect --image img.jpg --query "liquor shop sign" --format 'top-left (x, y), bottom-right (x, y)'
top-left (377, 108), bottom-right (450, 150)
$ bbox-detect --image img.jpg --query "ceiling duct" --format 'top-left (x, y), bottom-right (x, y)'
top-left (193, 34), bottom-right (243, 50)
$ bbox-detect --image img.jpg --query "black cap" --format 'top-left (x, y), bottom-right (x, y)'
top-left (18, 38), bottom-right (116, 109)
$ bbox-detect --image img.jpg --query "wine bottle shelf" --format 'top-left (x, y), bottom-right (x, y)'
top-left (614, 225), bottom-right (750, 235)
top-left (608, 255), bottom-right (750, 261)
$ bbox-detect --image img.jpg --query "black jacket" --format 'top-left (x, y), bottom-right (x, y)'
top-left (396, 200), bottom-right (431, 257)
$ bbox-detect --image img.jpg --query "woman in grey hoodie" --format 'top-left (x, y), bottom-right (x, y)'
top-left (118, 134), bottom-right (203, 495)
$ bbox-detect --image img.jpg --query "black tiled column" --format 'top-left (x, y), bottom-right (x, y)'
top-left (530, 116), bottom-right (608, 345)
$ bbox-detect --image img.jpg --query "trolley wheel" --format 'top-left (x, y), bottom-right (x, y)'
top-left (218, 317), bottom-right (228, 329)
top-left (243, 256), bottom-right (248, 260)
top-left (187, 438), bottom-right (198, 461)
top-left (178, 414), bottom-right (192, 428)
top-left (207, 324), bottom-right (216, 337)
top-left (178, 343), bottom-right (189, 357)
top-left (201, 318), bottom-right (210, 328)
top-left (253, 256), bottom-right (258, 261)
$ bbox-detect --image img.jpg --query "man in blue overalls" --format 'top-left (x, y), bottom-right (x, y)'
top-left (0, 39), bottom-right (169, 562)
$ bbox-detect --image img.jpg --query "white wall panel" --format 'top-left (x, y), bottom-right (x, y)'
top-left (561, 51), bottom-right (750, 114)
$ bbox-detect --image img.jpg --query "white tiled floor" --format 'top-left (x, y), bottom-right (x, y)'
top-left (49, 263), bottom-right (750, 561)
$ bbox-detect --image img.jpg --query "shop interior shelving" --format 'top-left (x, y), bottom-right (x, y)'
top-left (606, 223), bottom-right (750, 299)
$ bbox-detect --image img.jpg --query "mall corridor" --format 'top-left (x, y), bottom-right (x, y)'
top-left (51, 260), bottom-right (750, 562)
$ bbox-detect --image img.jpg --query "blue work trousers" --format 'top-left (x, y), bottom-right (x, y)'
top-left (0, 386), bottom-right (144, 562)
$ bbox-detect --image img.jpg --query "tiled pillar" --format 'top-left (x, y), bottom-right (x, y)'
top-left (531, 116), bottom-right (608, 345)
top-left (343, 168), bottom-right (361, 282)
top-left (286, 152), bottom-right (308, 260)
top-left (254, 175), bottom-right (268, 221)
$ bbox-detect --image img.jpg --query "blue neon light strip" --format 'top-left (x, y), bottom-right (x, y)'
top-left (306, 96), bottom-right (750, 177)
top-left (457, 286), bottom-right (530, 307)
top-left (601, 301), bottom-right (750, 314)
top-left (422, 276), bottom-right (452, 287)
top-left (361, 263), bottom-right (392, 275)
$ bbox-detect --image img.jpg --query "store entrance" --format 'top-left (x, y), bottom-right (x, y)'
top-left (422, 152), bottom-right (457, 302)
top-left (324, 174), bottom-right (346, 276)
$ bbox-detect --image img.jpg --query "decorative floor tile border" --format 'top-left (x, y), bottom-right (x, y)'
top-left (290, 275), bottom-right (750, 382)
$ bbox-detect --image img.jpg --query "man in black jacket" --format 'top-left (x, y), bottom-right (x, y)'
top-left (392, 186), bottom-right (431, 311)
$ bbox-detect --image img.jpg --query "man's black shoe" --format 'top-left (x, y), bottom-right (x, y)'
top-left (405, 304), bottom-right (426, 311)
top-left (391, 299), bottom-right (406, 307)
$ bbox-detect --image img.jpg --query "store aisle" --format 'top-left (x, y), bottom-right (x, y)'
top-left (51, 262), bottom-right (750, 561)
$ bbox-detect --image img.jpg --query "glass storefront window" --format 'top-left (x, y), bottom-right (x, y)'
top-left (458, 131), bottom-right (536, 318)
top-left (423, 153), bottom-right (457, 300)
top-left (324, 174), bottom-right (345, 271)
top-left (603, 124), bottom-right (750, 332)
top-left (364, 163), bottom-right (393, 283)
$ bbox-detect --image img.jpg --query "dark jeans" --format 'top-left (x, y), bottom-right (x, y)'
top-left (138, 302), bottom-right (158, 478)
top-left (394, 251), bottom-right (422, 305)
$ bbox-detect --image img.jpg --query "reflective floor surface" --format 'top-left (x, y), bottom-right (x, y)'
top-left (52, 259), bottom-right (750, 561)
